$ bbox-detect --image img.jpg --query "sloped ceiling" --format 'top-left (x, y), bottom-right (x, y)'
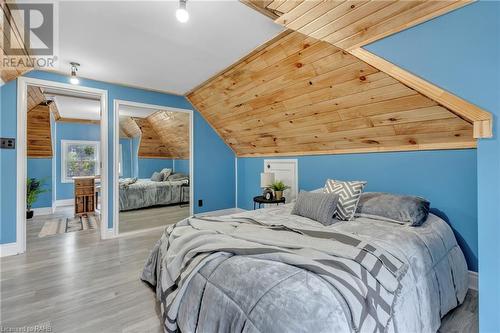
top-left (27, 104), bottom-right (53, 158)
top-left (252, 0), bottom-right (471, 51)
top-left (188, 31), bottom-right (475, 156)
top-left (1, 2), bottom-right (33, 83)
top-left (148, 111), bottom-right (190, 160)
top-left (119, 111), bottom-right (190, 159)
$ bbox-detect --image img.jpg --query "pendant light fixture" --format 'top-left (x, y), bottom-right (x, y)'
top-left (70, 62), bottom-right (80, 85)
top-left (176, 0), bottom-right (189, 23)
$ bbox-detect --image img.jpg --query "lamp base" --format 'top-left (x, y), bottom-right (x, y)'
top-left (262, 188), bottom-right (274, 200)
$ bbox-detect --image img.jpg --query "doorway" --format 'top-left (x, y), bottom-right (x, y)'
top-left (264, 159), bottom-right (298, 204)
top-left (16, 77), bottom-right (108, 254)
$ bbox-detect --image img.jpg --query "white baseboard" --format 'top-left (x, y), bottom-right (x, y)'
top-left (55, 199), bottom-right (74, 207)
top-left (32, 207), bottom-right (53, 216)
top-left (101, 228), bottom-right (115, 240)
top-left (469, 270), bottom-right (478, 291)
top-left (0, 242), bottom-right (21, 257)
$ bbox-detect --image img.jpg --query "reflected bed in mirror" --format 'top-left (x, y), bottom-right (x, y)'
top-left (117, 102), bottom-right (191, 234)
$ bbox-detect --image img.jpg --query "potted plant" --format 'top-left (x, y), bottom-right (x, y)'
top-left (270, 180), bottom-right (290, 200)
top-left (26, 178), bottom-right (49, 219)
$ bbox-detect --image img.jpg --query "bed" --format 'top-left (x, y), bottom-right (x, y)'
top-left (142, 203), bottom-right (468, 333)
top-left (119, 178), bottom-right (189, 211)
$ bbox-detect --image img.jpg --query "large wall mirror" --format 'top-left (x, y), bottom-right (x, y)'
top-left (117, 103), bottom-right (191, 234)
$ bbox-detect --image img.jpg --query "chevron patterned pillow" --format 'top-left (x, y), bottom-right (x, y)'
top-left (324, 179), bottom-right (367, 221)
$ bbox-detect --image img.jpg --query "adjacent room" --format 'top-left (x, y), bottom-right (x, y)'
top-left (25, 84), bottom-right (103, 244)
top-left (1, 1), bottom-right (498, 333)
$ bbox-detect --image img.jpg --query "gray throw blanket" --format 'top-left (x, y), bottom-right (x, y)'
top-left (119, 179), bottom-right (189, 211)
top-left (142, 215), bottom-right (407, 333)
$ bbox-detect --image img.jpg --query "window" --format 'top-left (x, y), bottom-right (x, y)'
top-left (61, 140), bottom-right (100, 183)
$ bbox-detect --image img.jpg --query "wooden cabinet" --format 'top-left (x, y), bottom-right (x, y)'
top-left (73, 176), bottom-right (95, 216)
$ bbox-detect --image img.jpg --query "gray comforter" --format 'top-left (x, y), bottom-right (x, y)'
top-left (119, 179), bottom-right (189, 211)
top-left (142, 205), bottom-right (468, 333)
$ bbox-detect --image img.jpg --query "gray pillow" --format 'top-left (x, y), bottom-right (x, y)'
top-left (167, 173), bottom-right (188, 181)
top-left (355, 192), bottom-right (430, 226)
top-left (150, 172), bottom-right (164, 182)
top-left (291, 192), bottom-right (340, 226)
top-left (160, 168), bottom-right (172, 180)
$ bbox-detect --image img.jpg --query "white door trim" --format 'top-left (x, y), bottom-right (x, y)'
top-left (113, 99), bottom-right (194, 237)
top-left (16, 77), bottom-right (109, 254)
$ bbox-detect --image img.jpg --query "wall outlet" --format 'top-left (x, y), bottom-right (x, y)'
top-left (0, 138), bottom-right (15, 149)
top-left (198, 199), bottom-right (203, 207)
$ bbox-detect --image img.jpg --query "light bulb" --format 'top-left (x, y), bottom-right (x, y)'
top-left (70, 76), bottom-right (79, 85)
top-left (176, 8), bottom-right (189, 23)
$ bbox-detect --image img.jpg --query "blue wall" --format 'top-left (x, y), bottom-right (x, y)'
top-left (27, 159), bottom-right (52, 208)
top-left (55, 122), bottom-right (100, 200)
top-left (138, 158), bottom-right (173, 179)
top-left (0, 80), bottom-right (17, 244)
top-left (365, 2), bottom-right (499, 331)
top-left (173, 159), bottom-right (190, 175)
top-left (237, 150), bottom-right (478, 271)
top-left (119, 138), bottom-right (132, 178)
top-left (120, 138), bottom-right (175, 179)
top-left (0, 70), bottom-right (236, 241)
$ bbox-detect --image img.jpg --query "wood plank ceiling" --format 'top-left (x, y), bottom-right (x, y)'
top-left (119, 111), bottom-right (190, 159)
top-left (265, 0), bottom-right (471, 51)
top-left (27, 104), bottom-right (53, 158)
top-left (250, 0), bottom-right (492, 137)
top-left (188, 30), bottom-right (475, 156)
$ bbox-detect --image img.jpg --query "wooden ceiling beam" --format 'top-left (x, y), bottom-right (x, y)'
top-left (349, 48), bottom-right (492, 138)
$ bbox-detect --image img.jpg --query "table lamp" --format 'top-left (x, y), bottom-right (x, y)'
top-left (260, 172), bottom-right (275, 200)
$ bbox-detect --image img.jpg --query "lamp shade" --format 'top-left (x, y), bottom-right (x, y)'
top-left (260, 172), bottom-right (275, 188)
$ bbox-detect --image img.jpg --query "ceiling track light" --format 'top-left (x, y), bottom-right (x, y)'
top-left (70, 62), bottom-right (80, 85)
top-left (176, 0), bottom-right (189, 23)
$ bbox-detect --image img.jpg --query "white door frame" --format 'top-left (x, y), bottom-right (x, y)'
top-left (16, 77), bottom-right (109, 253)
top-left (113, 99), bottom-right (194, 237)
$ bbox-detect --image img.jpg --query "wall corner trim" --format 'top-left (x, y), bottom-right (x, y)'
top-left (349, 48), bottom-right (493, 139)
top-left (0, 242), bottom-right (21, 257)
top-left (469, 270), bottom-right (478, 291)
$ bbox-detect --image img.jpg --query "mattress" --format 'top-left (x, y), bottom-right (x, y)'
top-left (119, 178), bottom-right (189, 211)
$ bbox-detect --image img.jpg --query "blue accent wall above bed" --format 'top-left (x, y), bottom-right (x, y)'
top-left (173, 159), bottom-right (189, 175)
top-left (138, 158), bottom-right (173, 179)
top-left (237, 149), bottom-right (478, 272)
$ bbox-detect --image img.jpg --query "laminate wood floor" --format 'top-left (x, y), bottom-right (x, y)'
top-left (119, 205), bottom-right (190, 234)
top-left (1, 209), bottom-right (478, 333)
